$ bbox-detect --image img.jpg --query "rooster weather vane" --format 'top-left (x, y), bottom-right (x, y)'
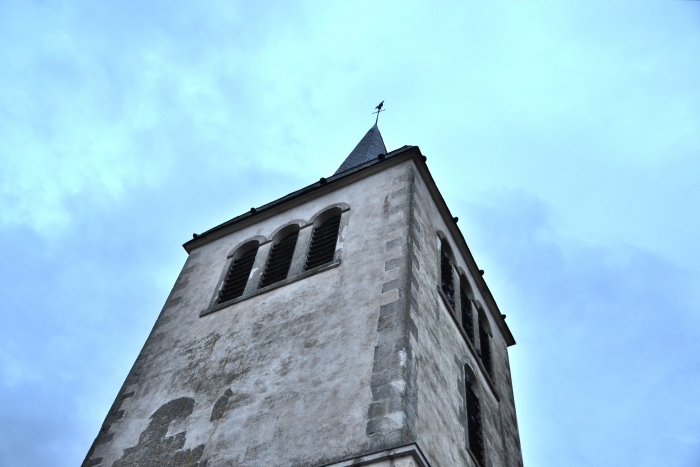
top-left (372, 101), bottom-right (385, 124)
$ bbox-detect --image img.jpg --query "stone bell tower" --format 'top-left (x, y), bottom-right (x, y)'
top-left (83, 123), bottom-right (524, 467)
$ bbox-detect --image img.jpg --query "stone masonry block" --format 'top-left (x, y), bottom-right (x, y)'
top-left (368, 433), bottom-right (388, 451)
top-left (104, 410), bottom-right (124, 426)
top-left (377, 327), bottom-right (404, 347)
top-left (407, 315), bottom-right (418, 339)
top-left (411, 219), bottom-right (421, 234)
top-left (171, 279), bottom-right (189, 293)
top-left (368, 401), bottom-right (386, 418)
top-left (381, 279), bottom-right (401, 293)
top-left (366, 416), bottom-right (402, 436)
top-left (392, 457), bottom-right (419, 467)
top-left (373, 344), bottom-right (396, 361)
top-left (371, 367), bottom-right (404, 387)
top-left (386, 220), bottom-right (407, 233)
top-left (371, 381), bottom-right (405, 400)
top-left (372, 353), bottom-right (401, 373)
top-left (384, 257), bottom-right (403, 272)
top-left (385, 237), bottom-right (403, 252)
top-left (377, 313), bottom-right (401, 332)
top-left (181, 265), bottom-right (196, 275)
top-left (385, 396), bottom-right (404, 414)
top-left (95, 433), bottom-right (114, 445)
top-left (412, 236), bottom-right (421, 252)
top-left (390, 187), bottom-right (407, 199)
top-left (388, 204), bottom-right (405, 216)
top-left (379, 299), bottom-right (403, 317)
top-left (409, 250), bottom-right (420, 270)
top-left (162, 297), bottom-right (181, 310)
top-left (386, 429), bottom-right (405, 447)
top-left (412, 194), bottom-right (422, 210)
top-left (409, 273), bottom-right (419, 291)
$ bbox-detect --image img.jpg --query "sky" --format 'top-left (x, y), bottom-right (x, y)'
top-left (1, 1), bottom-right (699, 466)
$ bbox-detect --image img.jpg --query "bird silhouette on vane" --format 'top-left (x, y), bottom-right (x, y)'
top-left (373, 101), bottom-right (385, 124)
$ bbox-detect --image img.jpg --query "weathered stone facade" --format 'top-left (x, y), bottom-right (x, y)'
top-left (83, 139), bottom-right (523, 467)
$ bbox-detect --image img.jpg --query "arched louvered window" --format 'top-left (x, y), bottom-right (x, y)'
top-left (460, 280), bottom-right (475, 344)
top-left (305, 213), bottom-right (341, 270)
top-left (217, 244), bottom-right (259, 304)
top-left (260, 230), bottom-right (299, 288)
top-left (479, 317), bottom-right (493, 379)
top-left (440, 242), bottom-right (455, 308)
top-left (465, 368), bottom-right (485, 465)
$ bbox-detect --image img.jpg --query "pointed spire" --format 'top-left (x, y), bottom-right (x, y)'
top-left (334, 124), bottom-right (388, 175)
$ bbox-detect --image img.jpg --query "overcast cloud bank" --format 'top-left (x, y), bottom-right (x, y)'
top-left (1, 1), bottom-right (699, 466)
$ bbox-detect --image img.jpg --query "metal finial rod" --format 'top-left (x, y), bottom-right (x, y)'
top-left (372, 100), bottom-right (385, 124)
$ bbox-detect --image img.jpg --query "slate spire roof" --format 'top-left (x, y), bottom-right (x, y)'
top-left (334, 124), bottom-right (387, 175)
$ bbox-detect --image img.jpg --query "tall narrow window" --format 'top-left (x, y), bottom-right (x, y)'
top-left (465, 370), bottom-right (485, 465)
top-left (440, 243), bottom-right (455, 308)
top-left (305, 214), bottom-right (341, 270)
top-left (217, 245), bottom-right (258, 304)
top-left (460, 285), bottom-right (475, 344)
top-left (260, 230), bottom-right (299, 288)
top-left (479, 319), bottom-right (493, 379)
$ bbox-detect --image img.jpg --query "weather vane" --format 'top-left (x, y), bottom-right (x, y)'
top-left (372, 101), bottom-right (385, 124)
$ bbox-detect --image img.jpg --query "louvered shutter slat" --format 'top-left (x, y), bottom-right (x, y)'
top-left (466, 378), bottom-right (485, 465)
top-left (479, 322), bottom-right (493, 378)
top-left (217, 247), bottom-right (258, 304)
top-left (460, 288), bottom-right (475, 344)
top-left (440, 249), bottom-right (455, 308)
top-left (305, 215), bottom-right (341, 270)
top-left (260, 231), bottom-right (299, 288)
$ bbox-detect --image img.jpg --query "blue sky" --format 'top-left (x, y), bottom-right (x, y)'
top-left (1, 1), bottom-right (699, 466)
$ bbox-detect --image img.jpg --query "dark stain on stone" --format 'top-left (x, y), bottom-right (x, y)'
top-left (177, 332), bottom-right (222, 392)
top-left (112, 397), bottom-right (207, 467)
top-left (210, 389), bottom-right (233, 421)
top-left (81, 354), bottom-right (150, 466)
top-left (303, 337), bottom-right (318, 348)
top-left (181, 264), bottom-right (197, 275)
top-left (228, 391), bottom-right (254, 410)
top-left (171, 278), bottom-right (189, 293)
top-left (224, 356), bottom-right (251, 385)
top-left (278, 356), bottom-right (294, 377)
top-left (162, 297), bottom-right (182, 311)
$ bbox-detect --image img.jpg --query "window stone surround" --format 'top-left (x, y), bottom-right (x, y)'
top-left (437, 238), bottom-right (500, 402)
top-left (199, 206), bottom-right (350, 318)
top-left (438, 287), bottom-right (500, 403)
top-left (200, 261), bottom-right (341, 318)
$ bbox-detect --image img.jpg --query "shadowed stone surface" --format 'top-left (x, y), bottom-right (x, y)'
top-left (112, 397), bottom-right (207, 467)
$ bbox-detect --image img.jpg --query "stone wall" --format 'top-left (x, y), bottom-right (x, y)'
top-left (406, 165), bottom-right (523, 467)
top-left (83, 163), bottom-right (418, 467)
top-left (82, 156), bottom-right (523, 467)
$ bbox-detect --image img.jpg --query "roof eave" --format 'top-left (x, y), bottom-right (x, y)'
top-left (182, 144), bottom-right (415, 253)
top-left (182, 145), bottom-right (516, 346)
top-left (410, 157), bottom-right (517, 347)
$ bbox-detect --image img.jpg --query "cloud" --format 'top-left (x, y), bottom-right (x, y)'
top-left (0, 158), bottom-right (303, 466)
top-left (1, 1), bottom-right (699, 466)
top-left (0, 1), bottom-right (309, 234)
top-left (462, 190), bottom-right (700, 466)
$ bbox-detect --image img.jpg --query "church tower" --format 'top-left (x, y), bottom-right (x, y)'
top-left (83, 123), bottom-right (524, 467)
